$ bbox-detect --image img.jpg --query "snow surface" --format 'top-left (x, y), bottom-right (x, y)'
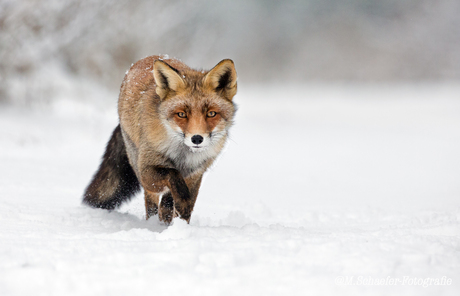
top-left (1, 84), bottom-right (460, 295)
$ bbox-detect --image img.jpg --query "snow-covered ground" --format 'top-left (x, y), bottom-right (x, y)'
top-left (1, 84), bottom-right (459, 295)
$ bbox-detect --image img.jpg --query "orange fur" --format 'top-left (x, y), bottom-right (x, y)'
top-left (84, 55), bottom-right (237, 224)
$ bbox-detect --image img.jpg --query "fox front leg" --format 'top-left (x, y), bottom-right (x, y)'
top-left (140, 166), bottom-right (192, 223)
top-left (144, 190), bottom-right (159, 220)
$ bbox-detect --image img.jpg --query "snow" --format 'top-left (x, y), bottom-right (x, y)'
top-left (1, 84), bottom-right (460, 295)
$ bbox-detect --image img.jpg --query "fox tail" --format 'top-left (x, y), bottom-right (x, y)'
top-left (83, 125), bottom-right (140, 210)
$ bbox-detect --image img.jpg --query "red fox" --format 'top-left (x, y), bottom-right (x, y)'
top-left (83, 55), bottom-right (237, 224)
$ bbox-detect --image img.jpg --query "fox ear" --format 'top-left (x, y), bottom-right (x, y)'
top-left (153, 60), bottom-right (185, 100)
top-left (204, 59), bottom-right (237, 100)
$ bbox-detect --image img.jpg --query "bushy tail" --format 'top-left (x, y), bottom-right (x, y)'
top-left (83, 125), bottom-right (140, 210)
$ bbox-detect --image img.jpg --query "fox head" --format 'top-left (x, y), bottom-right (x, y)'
top-left (153, 59), bottom-right (237, 153)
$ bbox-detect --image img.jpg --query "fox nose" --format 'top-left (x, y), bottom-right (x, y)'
top-left (191, 135), bottom-right (204, 145)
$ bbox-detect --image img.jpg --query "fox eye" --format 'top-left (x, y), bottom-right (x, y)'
top-left (177, 112), bottom-right (187, 118)
top-left (207, 111), bottom-right (217, 118)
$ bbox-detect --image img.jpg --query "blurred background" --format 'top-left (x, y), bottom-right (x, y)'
top-left (1, 0), bottom-right (459, 106)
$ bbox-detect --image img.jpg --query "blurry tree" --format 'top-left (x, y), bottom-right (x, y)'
top-left (0, 0), bottom-right (459, 105)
